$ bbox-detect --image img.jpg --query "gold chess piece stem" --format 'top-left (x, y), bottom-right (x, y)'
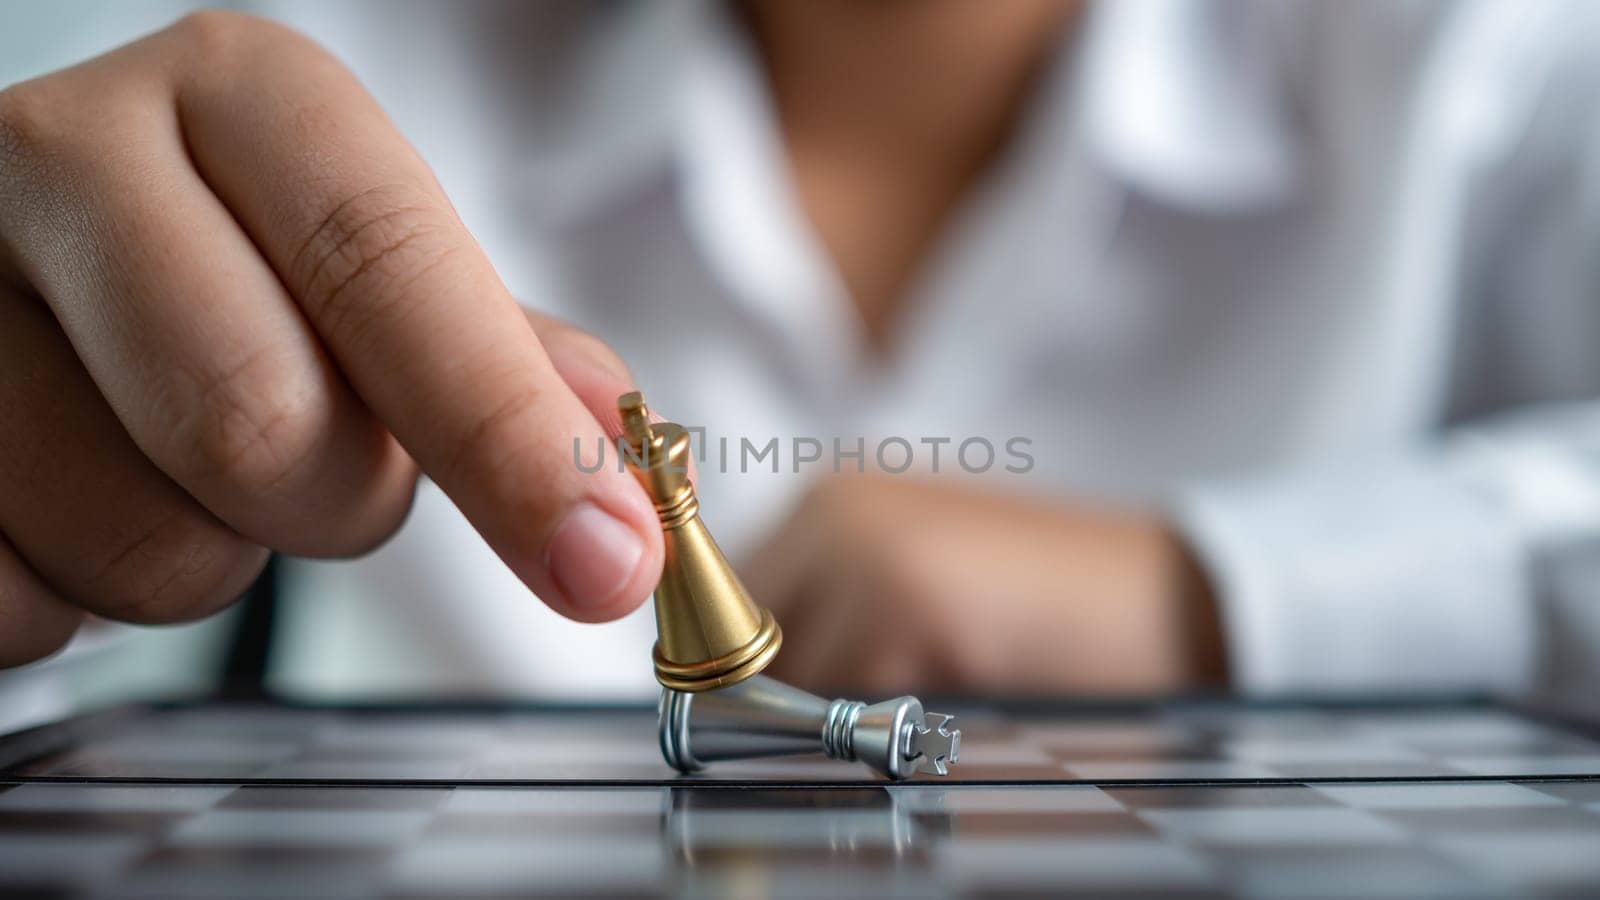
top-left (619, 392), bottom-right (782, 691)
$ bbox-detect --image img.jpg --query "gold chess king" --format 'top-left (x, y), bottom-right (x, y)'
top-left (618, 392), bottom-right (960, 780)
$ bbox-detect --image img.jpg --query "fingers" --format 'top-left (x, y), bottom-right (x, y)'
top-left (0, 29), bottom-right (416, 557)
top-left (0, 288), bottom-right (268, 625)
top-left (743, 497), bottom-right (850, 688)
top-left (747, 482), bottom-right (940, 694)
top-left (767, 589), bottom-right (865, 690)
top-left (522, 309), bottom-right (638, 440)
top-left (0, 533), bottom-right (81, 668)
top-left (158, 13), bottom-right (660, 620)
top-left (740, 491), bottom-right (829, 621)
top-left (0, 12), bottom-right (659, 622)
top-left (519, 308), bottom-right (698, 484)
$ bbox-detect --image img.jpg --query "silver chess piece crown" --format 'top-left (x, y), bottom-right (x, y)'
top-left (659, 675), bottom-right (961, 780)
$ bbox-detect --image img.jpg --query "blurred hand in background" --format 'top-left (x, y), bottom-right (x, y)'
top-left (749, 473), bottom-right (1226, 696)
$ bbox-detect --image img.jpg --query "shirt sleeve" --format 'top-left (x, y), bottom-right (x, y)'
top-left (1176, 1), bottom-right (1600, 698)
top-left (1177, 403), bottom-right (1600, 696)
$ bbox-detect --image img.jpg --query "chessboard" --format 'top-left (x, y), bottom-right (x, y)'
top-left (2, 697), bottom-right (1599, 898)
top-left (9, 698), bottom-right (1600, 784)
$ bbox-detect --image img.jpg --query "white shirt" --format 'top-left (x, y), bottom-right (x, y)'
top-left (3, 0), bottom-right (1599, 719)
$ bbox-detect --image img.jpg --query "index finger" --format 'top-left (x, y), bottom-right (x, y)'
top-left (164, 13), bottom-right (662, 621)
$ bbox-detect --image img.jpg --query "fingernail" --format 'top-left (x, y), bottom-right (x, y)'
top-left (546, 502), bottom-right (646, 610)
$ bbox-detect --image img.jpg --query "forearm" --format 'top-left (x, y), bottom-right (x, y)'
top-left (1175, 401), bottom-right (1600, 696)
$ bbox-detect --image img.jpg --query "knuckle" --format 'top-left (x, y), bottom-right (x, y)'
top-left (860, 665), bottom-right (907, 697)
top-left (0, 81), bottom-right (61, 189)
top-left (936, 637), bottom-right (992, 685)
top-left (866, 538), bottom-right (934, 608)
top-left (322, 464), bottom-right (418, 557)
top-left (163, 348), bottom-right (322, 500)
top-left (169, 9), bottom-right (315, 67)
top-left (289, 184), bottom-right (459, 348)
top-left (91, 509), bottom-right (265, 624)
top-left (168, 9), bottom-right (260, 62)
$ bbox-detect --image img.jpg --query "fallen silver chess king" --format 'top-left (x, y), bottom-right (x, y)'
top-left (659, 675), bottom-right (961, 780)
top-left (618, 392), bottom-right (961, 780)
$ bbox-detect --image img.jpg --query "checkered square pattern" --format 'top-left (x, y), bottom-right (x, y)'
top-left (11, 704), bottom-right (1600, 785)
top-left (0, 703), bottom-right (1596, 898)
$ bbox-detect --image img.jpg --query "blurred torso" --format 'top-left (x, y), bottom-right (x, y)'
top-left (5, 0), bottom-right (1595, 707)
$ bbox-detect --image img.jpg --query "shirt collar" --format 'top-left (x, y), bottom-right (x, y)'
top-left (512, 1), bottom-right (702, 224)
top-left (1073, 0), bottom-right (1303, 213)
top-left (521, 0), bottom-right (1301, 223)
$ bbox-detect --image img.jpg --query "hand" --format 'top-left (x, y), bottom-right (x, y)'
top-left (0, 12), bottom-right (663, 668)
top-left (744, 474), bottom-right (1227, 696)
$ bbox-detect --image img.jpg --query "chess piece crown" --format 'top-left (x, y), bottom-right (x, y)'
top-left (659, 675), bottom-right (962, 780)
top-left (618, 392), bottom-right (782, 692)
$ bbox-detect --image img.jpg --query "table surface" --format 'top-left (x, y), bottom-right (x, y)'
top-left (2, 697), bottom-right (1599, 898)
